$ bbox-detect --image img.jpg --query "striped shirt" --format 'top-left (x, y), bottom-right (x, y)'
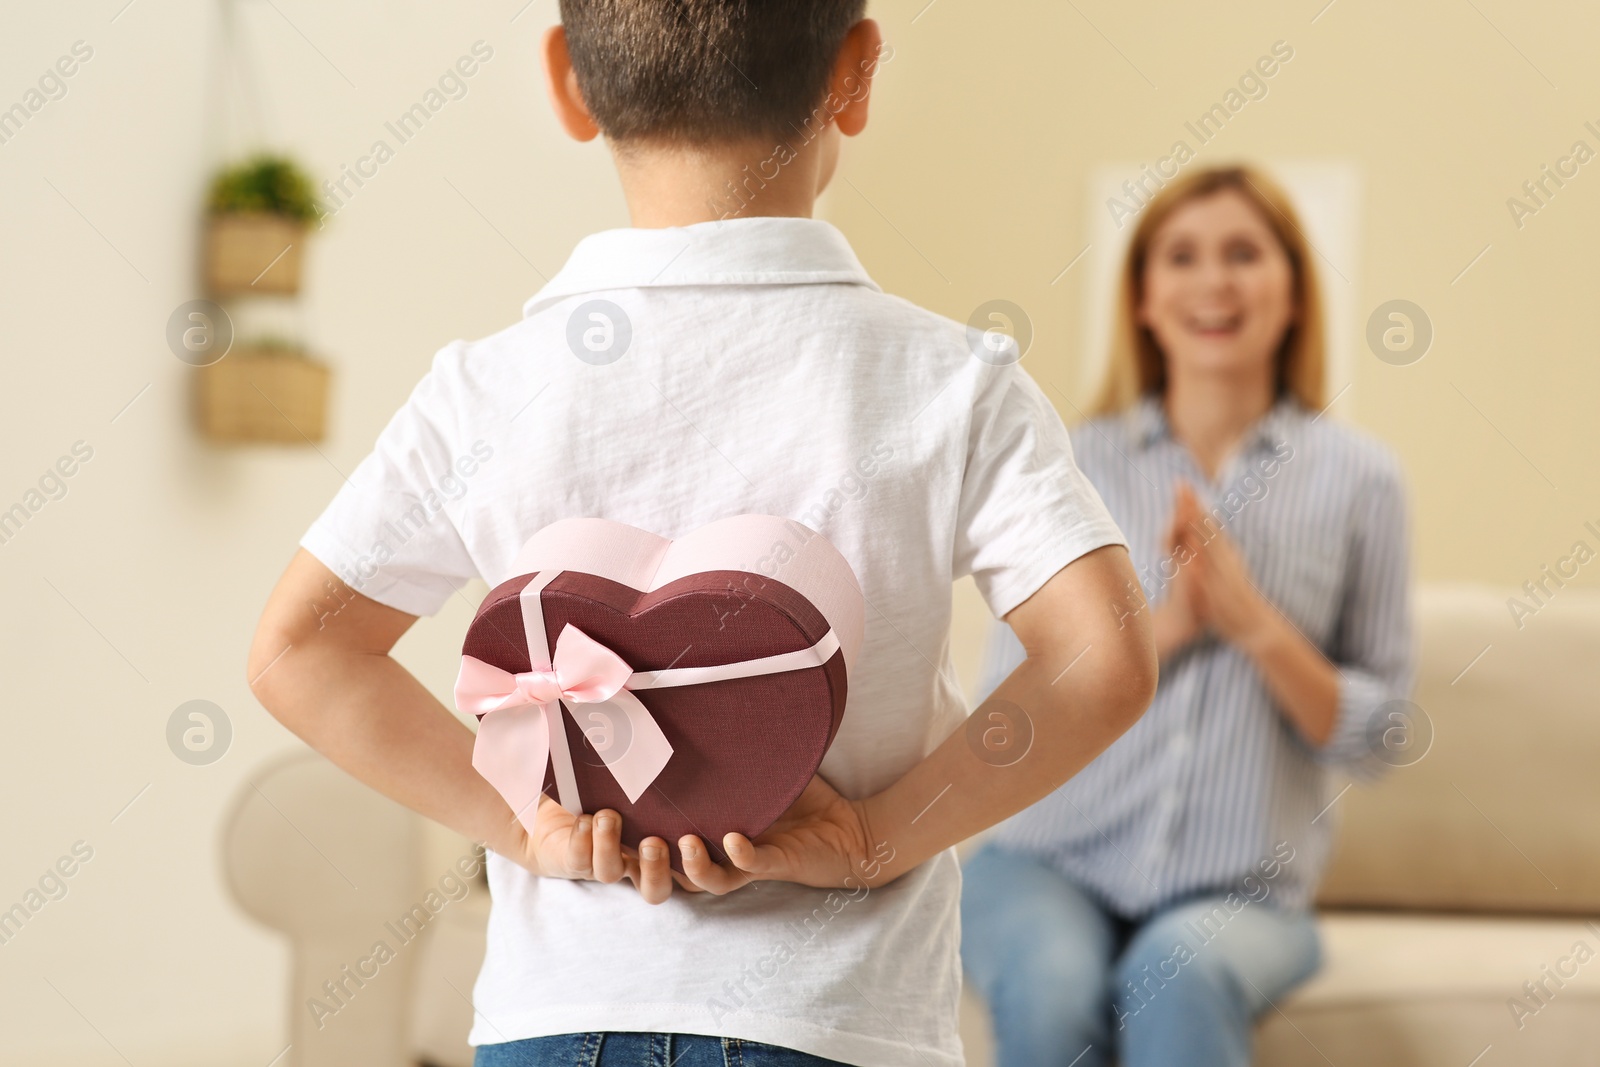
top-left (977, 393), bottom-right (1414, 915)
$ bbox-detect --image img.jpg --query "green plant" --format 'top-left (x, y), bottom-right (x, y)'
top-left (207, 154), bottom-right (320, 223)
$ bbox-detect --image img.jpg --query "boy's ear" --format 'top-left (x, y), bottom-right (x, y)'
top-left (828, 19), bottom-right (884, 138)
top-left (542, 25), bottom-right (601, 142)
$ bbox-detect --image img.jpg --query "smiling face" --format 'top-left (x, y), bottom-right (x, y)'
top-left (1137, 187), bottom-right (1298, 387)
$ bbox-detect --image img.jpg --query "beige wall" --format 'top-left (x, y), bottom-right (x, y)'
top-left (826, 0), bottom-right (1600, 597)
top-left (0, 0), bottom-right (1592, 1062)
top-left (0, 2), bottom-right (626, 1061)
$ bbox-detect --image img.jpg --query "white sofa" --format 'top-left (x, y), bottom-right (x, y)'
top-left (223, 585), bottom-right (1600, 1065)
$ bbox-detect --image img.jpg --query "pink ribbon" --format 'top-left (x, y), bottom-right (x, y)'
top-left (457, 625), bottom-right (639, 715)
top-left (456, 569), bottom-right (841, 835)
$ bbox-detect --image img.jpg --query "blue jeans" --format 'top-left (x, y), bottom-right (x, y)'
top-left (960, 843), bottom-right (1320, 1067)
top-left (473, 1032), bottom-right (850, 1066)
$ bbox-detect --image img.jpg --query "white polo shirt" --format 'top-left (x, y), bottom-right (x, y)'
top-left (299, 216), bottom-right (1124, 1066)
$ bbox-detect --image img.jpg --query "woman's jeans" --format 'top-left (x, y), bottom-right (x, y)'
top-left (960, 843), bottom-right (1320, 1067)
top-left (474, 1032), bottom-right (850, 1066)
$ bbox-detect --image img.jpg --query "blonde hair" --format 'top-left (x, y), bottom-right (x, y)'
top-left (1091, 164), bottom-right (1325, 416)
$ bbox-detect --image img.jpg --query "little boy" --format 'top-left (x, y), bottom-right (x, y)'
top-left (248, 4), bottom-right (1156, 1065)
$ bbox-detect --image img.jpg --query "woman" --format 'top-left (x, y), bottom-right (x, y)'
top-left (960, 165), bottom-right (1414, 1067)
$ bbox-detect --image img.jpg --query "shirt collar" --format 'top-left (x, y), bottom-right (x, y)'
top-left (523, 216), bottom-right (880, 318)
top-left (1128, 392), bottom-right (1301, 452)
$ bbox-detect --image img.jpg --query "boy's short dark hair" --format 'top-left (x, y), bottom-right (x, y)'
top-left (558, 0), bottom-right (867, 145)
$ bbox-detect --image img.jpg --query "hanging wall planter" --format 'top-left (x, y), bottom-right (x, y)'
top-left (198, 339), bottom-right (331, 444)
top-left (203, 155), bottom-right (319, 296)
top-left (195, 152), bottom-right (333, 443)
top-left (205, 212), bottom-right (305, 294)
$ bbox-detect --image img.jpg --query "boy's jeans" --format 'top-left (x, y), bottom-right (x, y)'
top-left (473, 1032), bottom-right (850, 1066)
top-left (960, 842), bottom-right (1321, 1067)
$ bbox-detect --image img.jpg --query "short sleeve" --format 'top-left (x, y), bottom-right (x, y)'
top-left (953, 365), bottom-right (1127, 620)
top-left (298, 343), bottom-right (481, 617)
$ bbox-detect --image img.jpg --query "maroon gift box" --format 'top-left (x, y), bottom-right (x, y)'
top-left (456, 515), bottom-right (865, 874)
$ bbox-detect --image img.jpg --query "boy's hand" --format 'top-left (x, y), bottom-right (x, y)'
top-left (516, 795), bottom-right (704, 904)
top-left (675, 775), bottom-right (875, 895)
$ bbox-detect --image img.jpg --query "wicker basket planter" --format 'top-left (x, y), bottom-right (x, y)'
top-left (198, 347), bottom-right (331, 443)
top-left (204, 213), bottom-right (306, 295)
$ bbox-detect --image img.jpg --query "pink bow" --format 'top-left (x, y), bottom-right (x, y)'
top-left (456, 624), bottom-right (634, 714)
top-left (456, 621), bottom-right (675, 833)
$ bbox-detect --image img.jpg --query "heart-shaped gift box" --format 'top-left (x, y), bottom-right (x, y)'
top-left (455, 515), bottom-right (864, 873)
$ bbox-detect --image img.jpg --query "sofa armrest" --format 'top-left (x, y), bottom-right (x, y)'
top-left (221, 749), bottom-right (428, 1067)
